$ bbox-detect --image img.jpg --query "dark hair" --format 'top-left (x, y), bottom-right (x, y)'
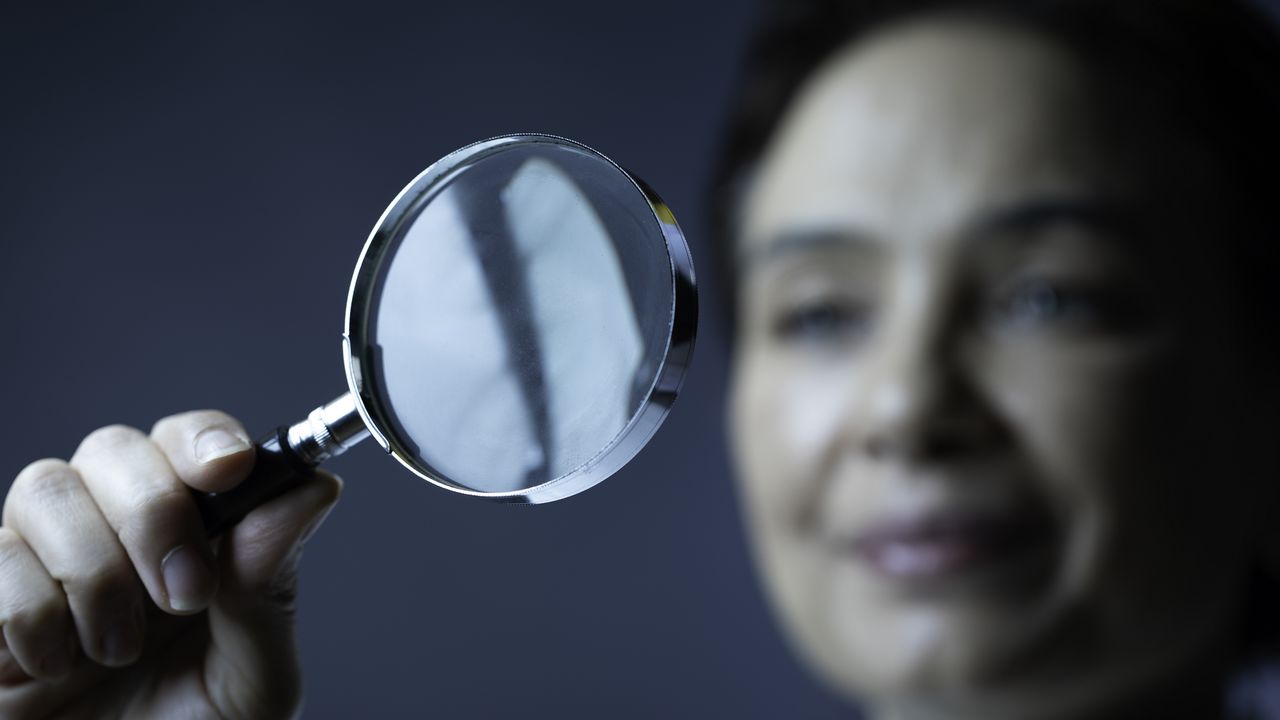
top-left (706, 0), bottom-right (1280, 666)
top-left (707, 0), bottom-right (1280, 356)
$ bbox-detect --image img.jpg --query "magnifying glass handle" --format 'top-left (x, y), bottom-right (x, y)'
top-left (192, 394), bottom-right (370, 537)
top-left (192, 427), bottom-right (314, 537)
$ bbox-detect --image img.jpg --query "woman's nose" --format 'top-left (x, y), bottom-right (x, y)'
top-left (852, 303), bottom-right (999, 464)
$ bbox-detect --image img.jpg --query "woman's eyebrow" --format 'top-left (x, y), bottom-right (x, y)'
top-left (739, 227), bottom-right (879, 269)
top-left (970, 196), bottom-right (1134, 240)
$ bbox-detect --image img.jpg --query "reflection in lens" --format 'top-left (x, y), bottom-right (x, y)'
top-left (504, 158), bottom-right (644, 486)
top-left (368, 143), bottom-right (673, 492)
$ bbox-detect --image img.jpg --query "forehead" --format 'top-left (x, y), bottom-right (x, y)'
top-left (744, 17), bottom-right (1118, 252)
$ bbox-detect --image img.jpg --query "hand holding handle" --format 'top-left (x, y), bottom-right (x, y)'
top-left (192, 394), bottom-right (370, 536)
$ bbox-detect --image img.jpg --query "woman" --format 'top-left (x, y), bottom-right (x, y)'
top-left (716, 1), bottom-right (1280, 718)
top-left (2, 0), bottom-right (1277, 718)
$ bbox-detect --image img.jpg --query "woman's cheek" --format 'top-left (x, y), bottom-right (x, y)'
top-left (731, 351), bottom-right (794, 531)
top-left (732, 347), bottom-right (857, 528)
top-left (974, 336), bottom-right (1229, 634)
top-left (778, 361), bottom-right (858, 470)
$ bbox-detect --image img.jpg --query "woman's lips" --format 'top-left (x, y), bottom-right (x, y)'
top-left (839, 510), bottom-right (1052, 588)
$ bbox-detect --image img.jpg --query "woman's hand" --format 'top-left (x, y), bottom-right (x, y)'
top-left (0, 410), bottom-right (341, 719)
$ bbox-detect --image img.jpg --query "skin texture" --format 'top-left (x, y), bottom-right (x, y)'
top-left (729, 16), bottom-right (1274, 720)
top-left (0, 411), bottom-right (341, 719)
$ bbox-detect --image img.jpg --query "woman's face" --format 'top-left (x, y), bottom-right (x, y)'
top-left (729, 17), bottom-right (1272, 720)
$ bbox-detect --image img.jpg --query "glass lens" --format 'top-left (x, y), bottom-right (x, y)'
top-left (362, 140), bottom-right (674, 493)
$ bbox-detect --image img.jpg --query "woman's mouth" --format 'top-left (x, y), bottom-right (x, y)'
top-left (838, 508), bottom-right (1055, 592)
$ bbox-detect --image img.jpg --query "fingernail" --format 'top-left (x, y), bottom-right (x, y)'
top-left (100, 604), bottom-right (141, 666)
top-left (162, 544), bottom-right (217, 612)
top-left (194, 427), bottom-right (251, 464)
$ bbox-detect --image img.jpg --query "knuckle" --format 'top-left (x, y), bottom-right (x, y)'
top-left (0, 532), bottom-right (28, 623)
top-left (61, 559), bottom-right (131, 609)
top-left (4, 590), bottom-right (63, 634)
top-left (148, 414), bottom-right (178, 438)
top-left (117, 487), bottom-right (192, 547)
top-left (128, 485), bottom-right (190, 520)
top-left (152, 409), bottom-right (239, 438)
top-left (77, 424), bottom-right (145, 457)
top-left (0, 528), bottom-right (27, 569)
top-left (0, 534), bottom-right (60, 628)
top-left (5, 460), bottom-right (77, 523)
top-left (14, 458), bottom-right (70, 484)
top-left (0, 527), bottom-right (21, 555)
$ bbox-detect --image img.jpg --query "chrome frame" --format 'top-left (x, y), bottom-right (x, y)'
top-left (285, 393), bottom-right (371, 466)
top-left (334, 133), bottom-right (697, 503)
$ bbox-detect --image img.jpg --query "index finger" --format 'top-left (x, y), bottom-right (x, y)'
top-left (151, 410), bottom-right (255, 494)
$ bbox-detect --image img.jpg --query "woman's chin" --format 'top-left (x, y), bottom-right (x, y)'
top-left (781, 552), bottom-right (1077, 712)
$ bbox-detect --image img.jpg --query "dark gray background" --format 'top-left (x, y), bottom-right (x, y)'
top-left (0, 1), bottom-right (855, 717)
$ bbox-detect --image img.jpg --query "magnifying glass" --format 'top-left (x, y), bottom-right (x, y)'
top-left (195, 134), bottom-right (697, 535)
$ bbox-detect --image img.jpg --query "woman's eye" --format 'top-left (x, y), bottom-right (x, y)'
top-left (986, 278), bottom-right (1138, 333)
top-left (771, 299), bottom-right (871, 344)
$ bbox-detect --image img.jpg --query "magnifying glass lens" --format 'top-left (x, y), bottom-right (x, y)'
top-left (190, 135), bottom-right (693, 533)
top-left (361, 140), bottom-right (678, 494)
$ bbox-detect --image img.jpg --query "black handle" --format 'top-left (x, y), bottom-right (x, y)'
top-left (193, 426), bottom-right (316, 537)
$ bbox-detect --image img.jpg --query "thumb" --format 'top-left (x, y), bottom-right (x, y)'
top-left (202, 471), bottom-right (342, 719)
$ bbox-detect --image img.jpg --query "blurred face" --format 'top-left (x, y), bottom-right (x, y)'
top-left (729, 17), bottom-right (1272, 720)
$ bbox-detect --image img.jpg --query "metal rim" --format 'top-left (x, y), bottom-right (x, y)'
top-left (342, 133), bottom-right (697, 503)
